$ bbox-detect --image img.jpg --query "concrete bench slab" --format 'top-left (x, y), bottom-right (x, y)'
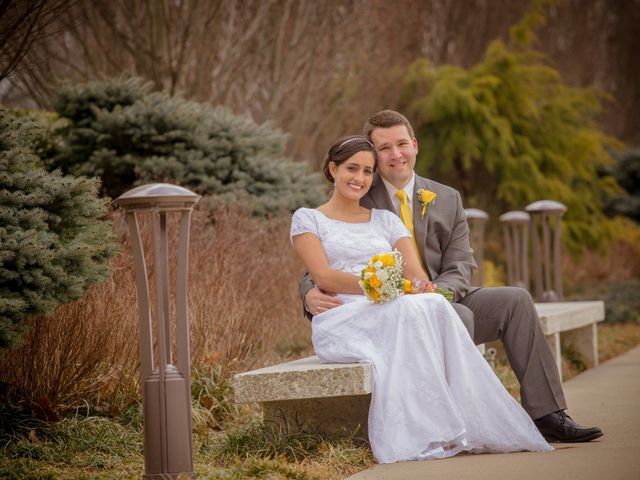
top-left (234, 357), bottom-right (372, 440)
top-left (233, 300), bottom-right (605, 439)
top-left (234, 356), bottom-right (372, 403)
top-left (536, 301), bottom-right (605, 380)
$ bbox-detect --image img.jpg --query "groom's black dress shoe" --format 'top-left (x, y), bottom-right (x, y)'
top-left (534, 411), bottom-right (603, 443)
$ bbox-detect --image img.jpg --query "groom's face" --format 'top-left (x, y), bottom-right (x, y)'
top-left (370, 125), bottom-right (418, 189)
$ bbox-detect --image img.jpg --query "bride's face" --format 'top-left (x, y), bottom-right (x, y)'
top-left (330, 150), bottom-right (375, 200)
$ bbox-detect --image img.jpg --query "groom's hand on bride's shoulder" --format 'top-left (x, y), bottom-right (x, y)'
top-left (305, 286), bottom-right (342, 316)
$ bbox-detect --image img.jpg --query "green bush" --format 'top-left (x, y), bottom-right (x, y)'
top-left (49, 77), bottom-right (326, 214)
top-left (602, 148), bottom-right (640, 223)
top-left (0, 109), bottom-right (117, 349)
top-left (401, 1), bottom-right (621, 254)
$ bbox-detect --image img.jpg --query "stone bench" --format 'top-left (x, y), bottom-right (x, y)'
top-left (234, 356), bottom-right (372, 440)
top-left (537, 301), bottom-right (605, 381)
top-left (233, 301), bottom-right (605, 439)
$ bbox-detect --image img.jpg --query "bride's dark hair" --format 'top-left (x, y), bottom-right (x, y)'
top-left (323, 135), bottom-right (377, 183)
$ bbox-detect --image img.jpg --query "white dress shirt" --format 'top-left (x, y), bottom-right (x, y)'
top-left (380, 173), bottom-right (416, 215)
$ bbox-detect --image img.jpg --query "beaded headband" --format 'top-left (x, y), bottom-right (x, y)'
top-left (336, 137), bottom-right (374, 149)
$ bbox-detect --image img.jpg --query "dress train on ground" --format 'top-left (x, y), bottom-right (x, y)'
top-left (312, 293), bottom-right (552, 464)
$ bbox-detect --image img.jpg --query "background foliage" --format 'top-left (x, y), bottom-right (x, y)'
top-left (401, 4), bottom-right (622, 253)
top-left (48, 77), bottom-right (326, 214)
top-left (0, 108), bottom-right (117, 349)
top-left (2, 0), bottom-right (638, 163)
top-left (602, 148), bottom-right (640, 223)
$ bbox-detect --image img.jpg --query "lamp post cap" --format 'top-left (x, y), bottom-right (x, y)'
top-left (525, 200), bottom-right (567, 214)
top-left (499, 210), bottom-right (531, 223)
top-left (115, 183), bottom-right (200, 210)
top-left (464, 208), bottom-right (489, 220)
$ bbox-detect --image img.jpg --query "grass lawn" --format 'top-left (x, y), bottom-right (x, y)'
top-left (2, 322), bottom-right (639, 480)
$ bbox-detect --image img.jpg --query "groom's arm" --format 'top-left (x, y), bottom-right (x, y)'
top-left (432, 191), bottom-right (477, 302)
top-left (300, 272), bottom-right (315, 320)
top-left (300, 272), bottom-right (344, 319)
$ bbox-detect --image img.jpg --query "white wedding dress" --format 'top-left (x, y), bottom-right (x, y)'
top-left (291, 207), bottom-right (552, 464)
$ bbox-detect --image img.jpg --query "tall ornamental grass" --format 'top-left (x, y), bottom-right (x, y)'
top-left (0, 206), bottom-right (310, 416)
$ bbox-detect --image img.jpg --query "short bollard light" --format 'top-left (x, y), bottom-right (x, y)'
top-left (525, 200), bottom-right (567, 302)
top-left (499, 210), bottom-right (531, 290)
top-left (464, 208), bottom-right (489, 287)
top-left (116, 183), bottom-right (200, 479)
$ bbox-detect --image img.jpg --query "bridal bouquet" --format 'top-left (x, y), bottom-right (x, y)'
top-left (359, 251), bottom-right (454, 303)
top-left (359, 251), bottom-right (412, 304)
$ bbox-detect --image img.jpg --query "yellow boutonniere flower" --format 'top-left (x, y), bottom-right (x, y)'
top-left (418, 189), bottom-right (437, 219)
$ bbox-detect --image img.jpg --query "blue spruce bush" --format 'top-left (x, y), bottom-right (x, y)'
top-left (49, 77), bottom-right (326, 214)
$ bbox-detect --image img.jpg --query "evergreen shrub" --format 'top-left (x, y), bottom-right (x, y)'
top-left (49, 77), bottom-right (326, 214)
top-left (0, 109), bottom-right (117, 349)
top-left (602, 148), bottom-right (640, 223)
top-left (401, 2), bottom-right (621, 254)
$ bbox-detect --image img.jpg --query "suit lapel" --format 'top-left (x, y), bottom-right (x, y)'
top-left (413, 176), bottom-right (430, 271)
top-left (366, 174), bottom-right (395, 211)
top-left (366, 174), bottom-right (433, 277)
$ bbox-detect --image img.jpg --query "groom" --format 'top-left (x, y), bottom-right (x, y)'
top-left (302, 109), bottom-right (602, 443)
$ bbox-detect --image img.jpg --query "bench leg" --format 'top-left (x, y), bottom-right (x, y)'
top-left (263, 395), bottom-right (371, 443)
top-left (545, 332), bottom-right (563, 382)
top-left (561, 323), bottom-right (598, 369)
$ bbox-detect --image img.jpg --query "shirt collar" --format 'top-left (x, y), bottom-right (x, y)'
top-left (381, 173), bottom-right (416, 210)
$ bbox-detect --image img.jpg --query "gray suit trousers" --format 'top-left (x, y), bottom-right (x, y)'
top-left (452, 286), bottom-right (567, 419)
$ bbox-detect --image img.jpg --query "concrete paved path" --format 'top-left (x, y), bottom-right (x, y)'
top-left (347, 346), bottom-right (640, 480)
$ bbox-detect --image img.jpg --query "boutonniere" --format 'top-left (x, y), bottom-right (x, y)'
top-left (417, 189), bottom-right (436, 219)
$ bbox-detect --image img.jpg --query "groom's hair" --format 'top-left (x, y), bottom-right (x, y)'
top-left (363, 110), bottom-right (415, 140)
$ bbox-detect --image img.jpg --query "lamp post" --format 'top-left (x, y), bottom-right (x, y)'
top-left (116, 183), bottom-right (200, 479)
top-left (499, 210), bottom-right (531, 290)
top-left (464, 208), bottom-right (489, 287)
top-left (525, 200), bottom-right (567, 302)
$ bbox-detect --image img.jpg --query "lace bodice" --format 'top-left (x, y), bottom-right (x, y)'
top-left (290, 208), bottom-right (411, 276)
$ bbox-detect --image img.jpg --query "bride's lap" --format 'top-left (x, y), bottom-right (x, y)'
top-left (314, 293), bottom-right (457, 330)
top-left (311, 293), bottom-right (460, 364)
top-left (311, 292), bottom-right (551, 462)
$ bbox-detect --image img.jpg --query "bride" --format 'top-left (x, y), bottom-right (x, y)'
top-left (290, 135), bottom-right (552, 464)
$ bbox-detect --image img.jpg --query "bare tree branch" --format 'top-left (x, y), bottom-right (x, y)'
top-left (0, 0), bottom-right (75, 81)
top-left (2, 0), bottom-right (637, 158)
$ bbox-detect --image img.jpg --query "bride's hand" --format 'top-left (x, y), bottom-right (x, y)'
top-left (412, 279), bottom-right (437, 294)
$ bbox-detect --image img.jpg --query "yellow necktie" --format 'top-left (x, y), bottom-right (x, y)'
top-left (395, 190), bottom-right (424, 266)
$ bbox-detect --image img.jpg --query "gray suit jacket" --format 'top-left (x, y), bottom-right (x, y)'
top-left (299, 174), bottom-right (478, 317)
top-left (360, 174), bottom-right (477, 302)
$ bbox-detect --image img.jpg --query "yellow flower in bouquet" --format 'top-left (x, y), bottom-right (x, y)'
top-left (360, 250), bottom-right (454, 303)
top-left (359, 251), bottom-right (405, 303)
top-left (369, 274), bottom-right (382, 288)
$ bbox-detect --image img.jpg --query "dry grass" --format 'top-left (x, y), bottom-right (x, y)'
top-left (183, 207), bottom-right (311, 372)
top-left (0, 206), bottom-right (312, 416)
top-left (490, 321), bottom-right (640, 400)
top-left (0, 254), bottom-right (140, 417)
top-left (562, 219), bottom-right (640, 285)
top-left (597, 322), bottom-right (640, 363)
top-left (1, 415), bottom-right (374, 480)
